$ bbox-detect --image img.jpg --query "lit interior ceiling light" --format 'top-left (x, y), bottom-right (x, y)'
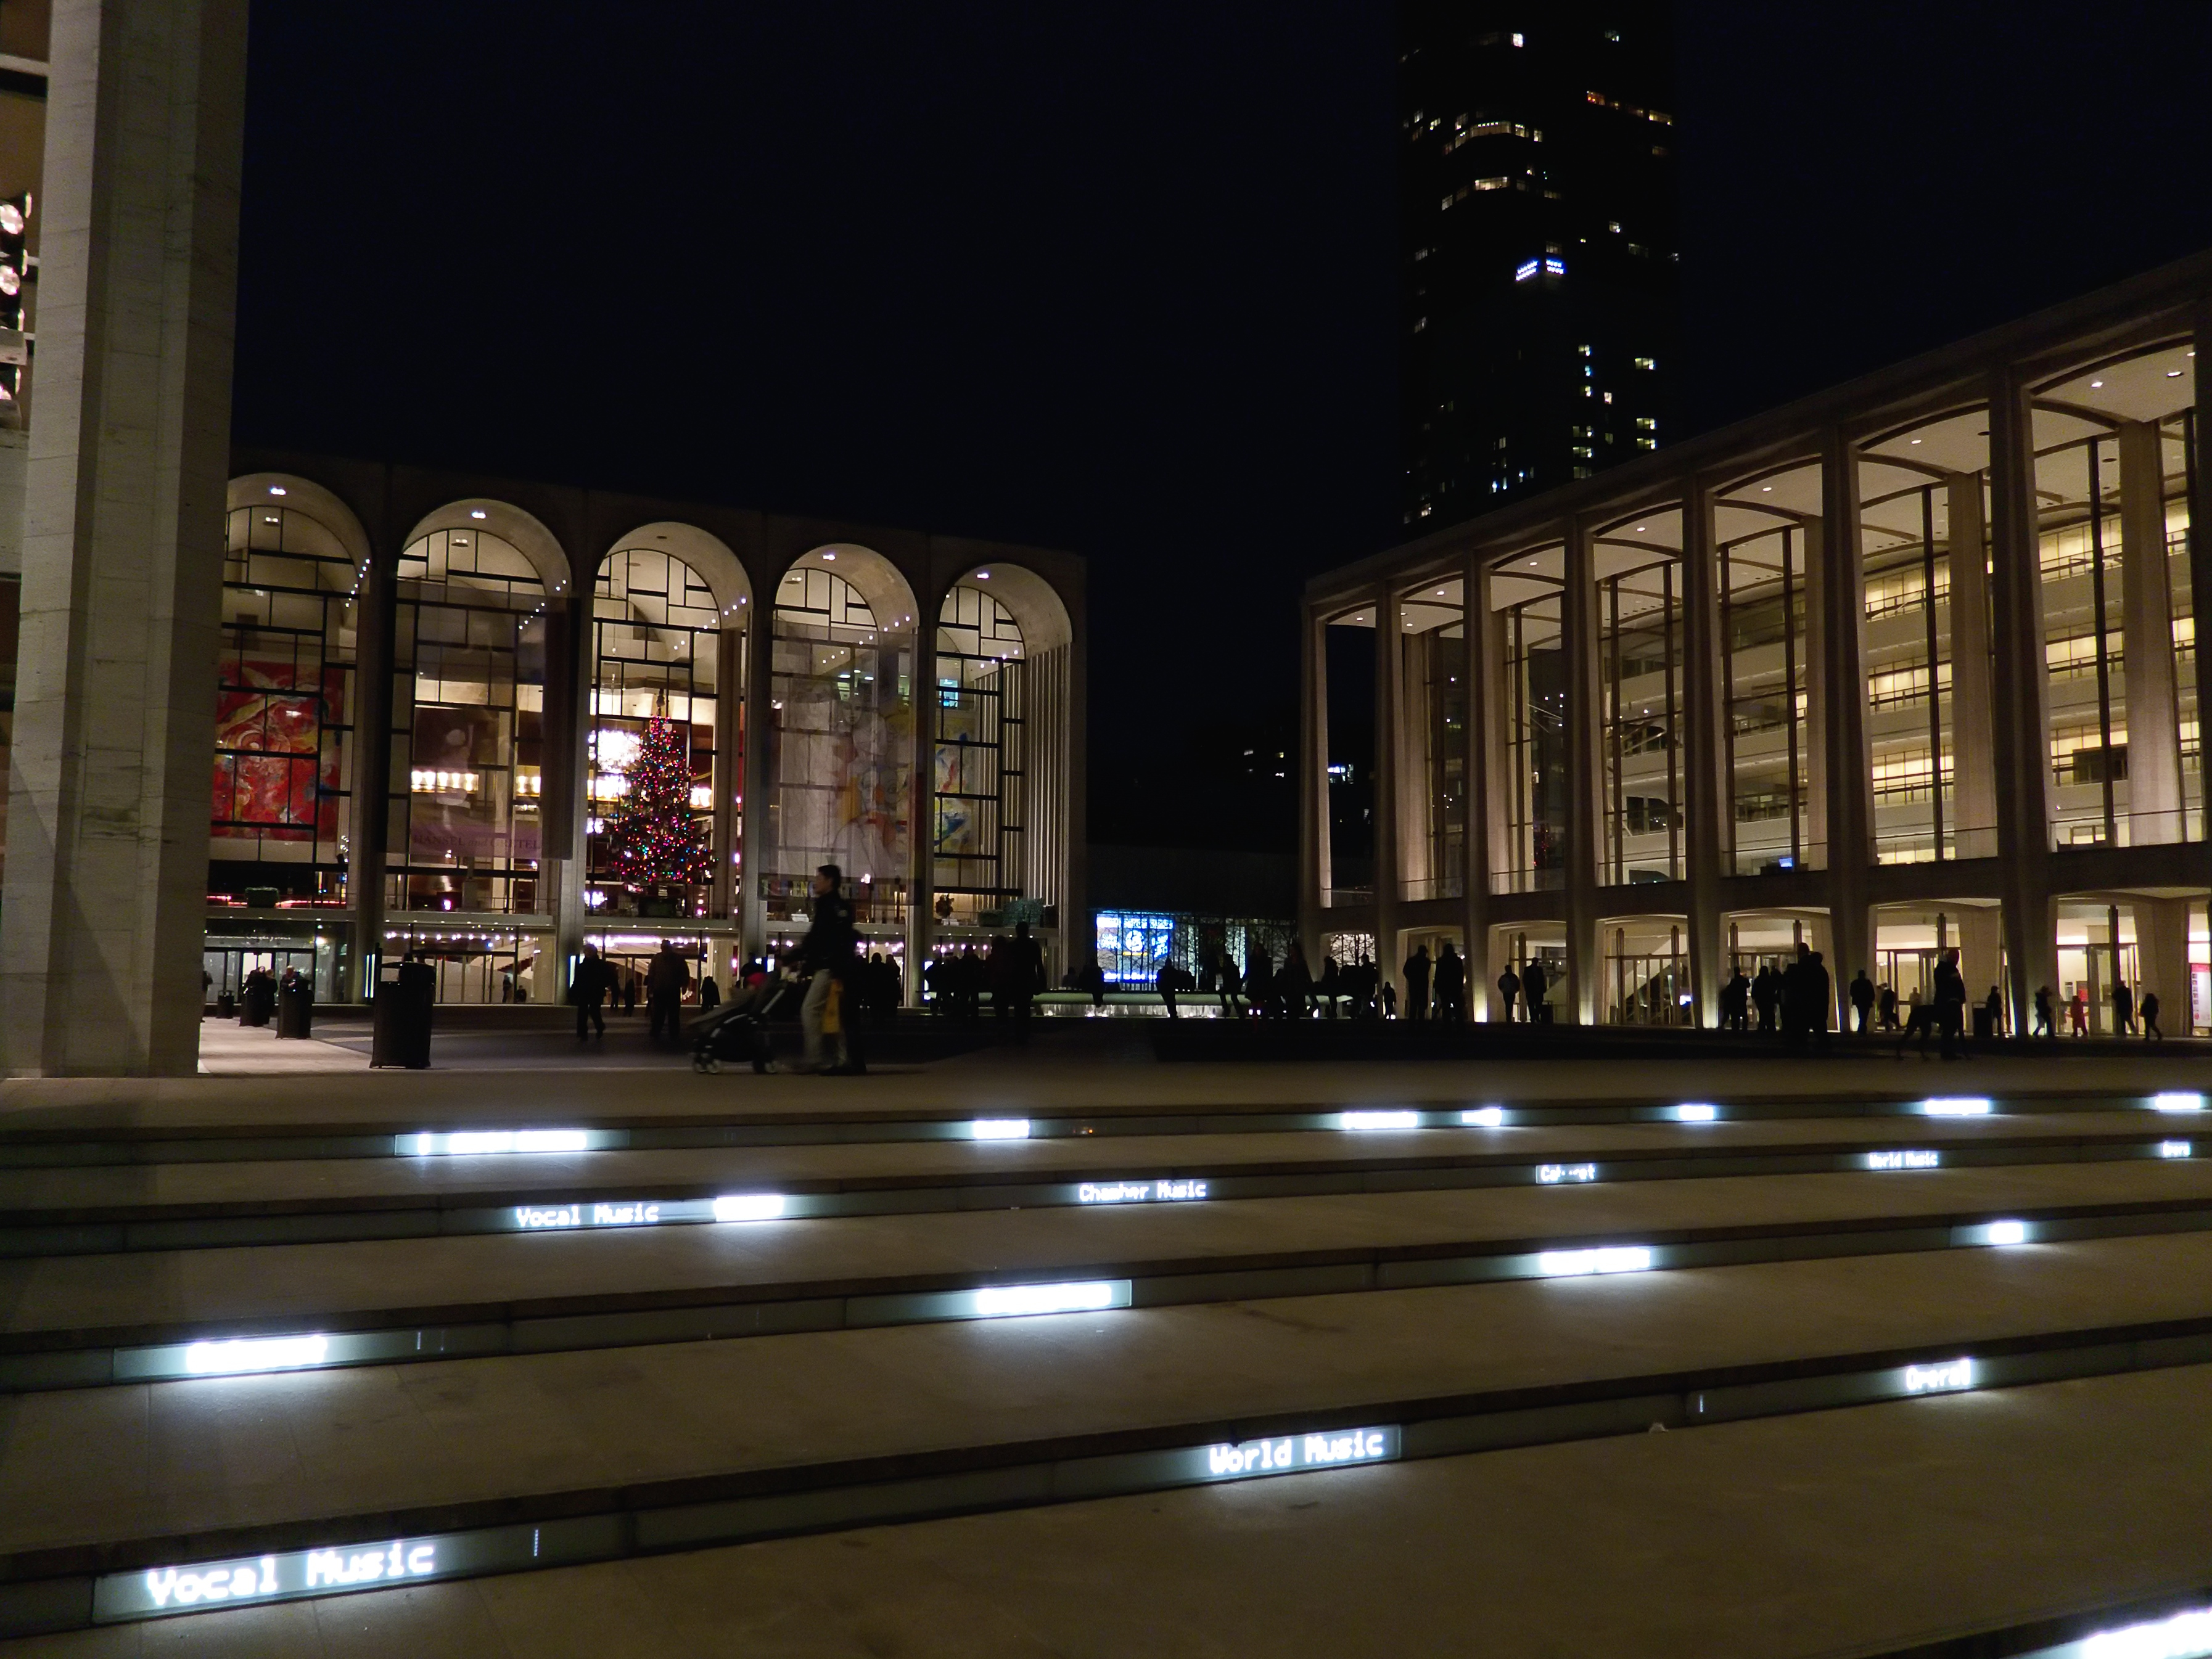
top-left (268, 485), bottom-right (287, 496)
top-left (2090, 379), bottom-right (2105, 388)
top-left (469, 509), bottom-right (486, 519)
top-left (2168, 369), bottom-right (2185, 378)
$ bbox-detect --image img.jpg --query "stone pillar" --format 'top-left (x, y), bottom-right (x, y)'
top-left (1564, 517), bottom-right (1603, 1023)
top-left (1682, 474), bottom-right (1728, 1027)
top-left (1297, 607), bottom-right (1330, 972)
top-left (2194, 306), bottom-right (2212, 865)
top-left (347, 539), bottom-right (397, 1002)
top-left (1373, 585), bottom-right (1403, 1001)
top-left (1946, 473), bottom-right (1998, 859)
top-left (741, 605), bottom-right (776, 964)
top-left (1461, 549), bottom-right (1494, 1017)
top-left (1819, 429), bottom-right (1874, 1026)
top-left (2136, 896), bottom-right (2192, 1036)
top-left (1, 0), bottom-right (248, 1075)
top-left (1802, 518), bottom-right (1830, 869)
top-left (905, 605), bottom-right (937, 996)
top-left (709, 623), bottom-right (743, 926)
top-left (1988, 367), bottom-right (2058, 1031)
top-left (2119, 419), bottom-right (2184, 845)
top-left (543, 593), bottom-right (589, 1003)
top-left (1958, 904), bottom-right (2004, 1022)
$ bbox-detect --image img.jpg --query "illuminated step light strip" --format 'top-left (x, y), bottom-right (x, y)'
top-left (2061, 1607), bottom-right (2212, 1658)
top-left (1536, 1163), bottom-right (1597, 1184)
top-left (99, 1534), bottom-right (454, 1620)
top-left (1901, 1356), bottom-right (1974, 1394)
top-left (1339, 1110), bottom-right (1421, 1131)
top-left (2161, 1141), bottom-right (2195, 1160)
top-left (712, 1194), bottom-right (788, 1223)
top-left (1865, 1149), bottom-right (1941, 1171)
top-left (114, 1330), bottom-right (420, 1383)
top-left (1536, 1245), bottom-right (1655, 1277)
top-left (1199, 1425), bottom-right (1399, 1481)
top-left (1922, 1097), bottom-right (1994, 1117)
top-left (1077, 1179), bottom-right (1209, 1204)
top-left (2153, 1092), bottom-right (2208, 1113)
top-left (969, 1118), bottom-right (1032, 1140)
top-left (1673, 1102), bottom-right (1718, 1123)
top-left (1975, 1219), bottom-right (2031, 1247)
top-left (1459, 1106), bottom-right (1507, 1127)
top-left (971, 1280), bottom-right (1129, 1317)
top-left (183, 1335), bottom-right (327, 1375)
top-left (401, 1129), bottom-right (606, 1157)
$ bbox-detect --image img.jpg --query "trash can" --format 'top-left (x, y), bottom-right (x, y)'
top-left (277, 976), bottom-right (315, 1039)
top-left (216, 990), bottom-right (236, 1019)
top-left (1971, 1006), bottom-right (1995, 1041)
top-left (371, 959), bottom-right (435, 1068)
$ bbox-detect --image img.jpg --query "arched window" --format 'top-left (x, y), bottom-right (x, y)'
top-left (934, 584), bottom-right (1026, 922)
top-left (389, 528), bottom-right (548, 915)
top-left (213, 501), bottom-right (361, 901)
top-left (768, 563), bottom-right (913, 926)
top-left (588, 547), bottom-right (728, 916)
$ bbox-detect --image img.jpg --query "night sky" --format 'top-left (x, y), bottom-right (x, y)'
top-left (233, 1), bottom-right (2212, 850)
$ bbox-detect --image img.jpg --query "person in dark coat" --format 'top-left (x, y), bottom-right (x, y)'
top-left (2113, 981), bottom-right (2136, 1036)
top-left (1496, 962), bottom-right (1521, 1023)
top-left (1849, 969), bottom-right (1876, 1035)
top-left (1317, 954), bottom-right (1341, 1019)
top-left (1244, 947), bottom-right (1274, 1018)
top-left (1402, 946), bottom-right (1432, 1022)
top-left (646, 941), bottom-right (691, 1044)
top-left (1752, 965), bottom-right (1779, 1034)
top-left (2141, 989), bottom-right (2163, 1041)
top-left (1433, 943), bottom-right (1466, 1023)
top-left (1522, 958), bottom-right (1549, 1024)
top-left (697, 971), bottom-right (721, 1012)
top-left (570, 942), bottom-right (612, 1041)
top-left (998, 922), bottom-right (1042, 1038)
top-left (1932, 949), bottom-right (1967, 1060)
top-left (799, 863), bottom-right (858, 1072)
top-left (1280, 942), bottom-right (1315, 1019)
top-left (1721, 969), bottom-right (1750, 1032)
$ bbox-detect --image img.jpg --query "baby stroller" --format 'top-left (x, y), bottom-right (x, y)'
top-left (691, 976), bottom-right (800, 1073)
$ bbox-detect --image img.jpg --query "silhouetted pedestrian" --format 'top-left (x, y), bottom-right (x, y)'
top-left (1434, 942), bottom-right (1466, 1023)
top-left (1497, 963), bottom-right (1521, 1023)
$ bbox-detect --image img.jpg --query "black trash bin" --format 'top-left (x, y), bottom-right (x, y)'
top-left (1971, 1006), bottom-right (1995, 1041)
top-left (371, 957), bottom-right (435, 1068)
top-left (277, 974), bottom-right (315, 1039)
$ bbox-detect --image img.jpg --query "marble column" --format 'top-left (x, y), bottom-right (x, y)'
top-left (2135, 896), bottom-right (2192, 1036)
top-left (1297, 606), bottom-right (1330, 973)
top-left (1682, 474), bottom-right (1728, 1026)
top-left (1988, 367), bottom-right (2058, 1031)
top-left (1460, 549), bottom-right (1494, 1017)
top-left (1, 0), bottom-right (248, 1075)
top-left (2119, 419), bottom-right (2184, 845)
top-left (1564, 517), bottom-right (1603, 1023)
top-left (905, 603), bottom-right (937, 995)
top-left (1946, 473), bottom-right (1998, 859)
top-left (1819, 429), bottom-right (1873, 1027)
top-left (741, 604), bottom-right (775, 964)
top-left (1373, 585), bottom-right (1403, 1002)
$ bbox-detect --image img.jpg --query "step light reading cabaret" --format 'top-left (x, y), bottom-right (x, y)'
top-left (1536, 1163), bottom-right (1597, 1184)
top-left (1903, 1357), bottom-right (1974, 1394)
top-left (1537, 1245), bottom-right (1655, 1277)
top-left (98, 1536), bottom-right (448, 1621)
top-left (1339, 1110), bottom-right (1421, 1131)
top-left (971, 1280), bottom-right (1130, 1317)
top-left (2153, 1092), bottom-right (2208, 1113)
top-left (1199, 1425), bottom-right (1400, 1482)
top-left (2161, 1141), bottom-right (2195, 1160)
top-left (1673, 1103), bottom-right (1718, 1123)
top-left (1077, 1180), bottom-right (1208, 1204)
top-left (1460, 1107), bottom-right (1507, 1127)
top-left (1867, 1149), bottom-right (1941, 1171)
top-left (969, 1118), bottom-right (1032, 1140)
top-left (401, 1129), bottom-right (597, 1157)
top-left (1922, 1097), bottom-right (1994, 1117)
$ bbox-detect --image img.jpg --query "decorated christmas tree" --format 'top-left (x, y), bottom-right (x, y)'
top-left (602, 716), bottom-right (710, 889)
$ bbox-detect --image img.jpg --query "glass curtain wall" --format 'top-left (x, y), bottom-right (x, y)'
top-left (1402, 583), bottom-right (1465, 900)
top-left (2039, 434), bottom-right (2129, 848)
top-left (1499, 575), bottom-right (1566, 891)
top-left (1864, 484), bottom-right (1957, 863)
top-left (588, 548), bottom-right (728, 917)
top-left (934, 583), bottom-right (1027, 925)
top-left (1598, 554), bottom-right (1684, 883)
top-left (1720, 526), bottom-right (1815, 873)
top-left (388, 529), bottom-right (548, 914)
top-left (768, 568), bottom-right (913, 927)
top-left (213, 502), bottom-right (360, 904)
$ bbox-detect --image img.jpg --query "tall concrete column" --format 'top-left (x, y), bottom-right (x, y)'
top-left (1819, 429), bottom-right (1874, 1024)
top-left (1682, 474), bottom-right (1728, 1027)
top-left (2136, 896), bottom-right (2192, 1035)
top-left (1460, 549), bottom-right (1493, 1017)
top-left (905, 607), bottom-right (937, 995)
top-left (741, 607), bottom-right (775, 963)
top-left (346, 535), bottom-right (397, 1002)
top-left (543, 593), bottom-right (588, 1002)
top-left (2193, 305), bottom-right (2212, 867)
top-left (2119, 419), bottom-right (2184, 845)
top-left (1564, 517), bottom-right (1603, 1024)
top-left (1946, 473), bottom-right (1998, 859)
top-left (1803, 518), bottom-right (1830, 867)
top-left (1372, 584), bottom-right (1403, 1000)
top-left (1, 0), bottom-right (248, 1075)
top-left (1988, 367), bottom-right (2058, 1031)
top-left (1958, 904), bottom-right (2004, 1021)
top-left (709, 622), bottom-right (743, 927)
top-left (1297, 606), bottom-right (1330, 972)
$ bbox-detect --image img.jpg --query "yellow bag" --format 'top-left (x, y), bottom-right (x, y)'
top-left (821, 975), bottom-right (842, 1035)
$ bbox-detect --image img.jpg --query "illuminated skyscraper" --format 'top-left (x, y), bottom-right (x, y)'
top-left (1399, 4), bottom-right (1676, 525)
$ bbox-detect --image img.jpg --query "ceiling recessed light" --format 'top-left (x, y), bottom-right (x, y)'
top-left (2168, 369), bottom-right (2185, 379)
top-left (469, 509), bottom-right (487, 520)
top-left (267, 485), bottom-right (287, 496)
top-left (822, 551), bottom-right (836, 560)
top-left (976, 570), bottom-right (989, 579)
top-left (1910, 438), bottom-right (1922, 444)
top-left (1762, 485), bottom-right (1772, 492)
top-left (1635, 525), bottom-right (1646, 533)
top-left (2089, 380), bottom-right (2104, 388)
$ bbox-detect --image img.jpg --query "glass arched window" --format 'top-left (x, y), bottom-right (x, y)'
top-left (768, 566), bottom-right (912, 926)
top-left (588, 547), bottom-right (728, 916)
top-left (389, 528), bottom-right (548, 914)
top-left (934, 584), bottom-right (1026, 922)
top-left (213, 502), bottom-right (361, 901)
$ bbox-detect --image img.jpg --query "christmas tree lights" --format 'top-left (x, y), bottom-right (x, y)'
top-left (602, 717), bottom-right (710, 888)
